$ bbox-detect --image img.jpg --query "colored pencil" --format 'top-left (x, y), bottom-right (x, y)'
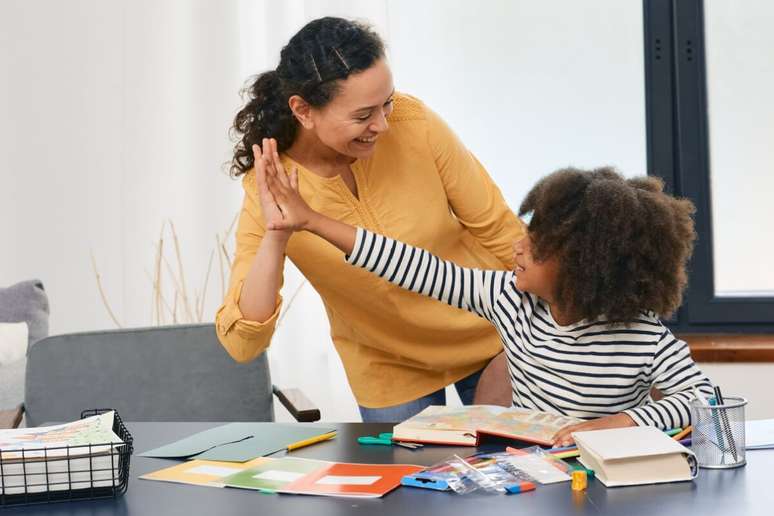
top-left (672, 426), bottom-right (692, 441)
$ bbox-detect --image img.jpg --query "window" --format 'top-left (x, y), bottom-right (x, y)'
top-left (644, 0), bottom-right (774, 331)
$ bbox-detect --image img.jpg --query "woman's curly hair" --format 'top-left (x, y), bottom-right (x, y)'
top-left (229, 17), bottom-right (385, 177)
top-left (518, 167), bottom-right (696, 323)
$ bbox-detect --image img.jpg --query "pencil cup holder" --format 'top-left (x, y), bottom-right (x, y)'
top-left (690, 396), bottom-right (747, 469)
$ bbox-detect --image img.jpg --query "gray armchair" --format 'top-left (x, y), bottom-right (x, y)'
top-left (0, 323), bottom-right (319, 428)
top-left (473, 351), bottom-right (512, 407)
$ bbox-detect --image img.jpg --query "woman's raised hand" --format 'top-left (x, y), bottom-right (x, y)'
top-left (261, 139), bottom-right (314, 232)
top-left (253, 139), bottom-right (292, 238)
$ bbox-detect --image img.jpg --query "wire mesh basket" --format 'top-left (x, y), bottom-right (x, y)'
top-left (0, 409), bottom-right (133, 507)
top-left (690, 396), bottom-right (747, 469)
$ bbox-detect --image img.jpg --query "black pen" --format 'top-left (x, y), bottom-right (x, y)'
top-left (713, 386), bottom-right (739, 462)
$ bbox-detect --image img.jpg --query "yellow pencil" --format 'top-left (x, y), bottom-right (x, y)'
top-left (286, 431), bottom-right (337, 451)
top-left (672, 425), bottom-right (692, 441)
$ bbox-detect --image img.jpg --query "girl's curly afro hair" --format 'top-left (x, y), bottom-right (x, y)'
top-left (519, 166), bottom-right (696, 323)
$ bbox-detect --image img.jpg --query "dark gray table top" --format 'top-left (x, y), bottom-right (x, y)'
top-left (2, 422), bottom-right (773, 515)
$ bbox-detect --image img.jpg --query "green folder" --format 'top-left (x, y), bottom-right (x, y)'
top-left (140, 423), bottom-right (336, 462)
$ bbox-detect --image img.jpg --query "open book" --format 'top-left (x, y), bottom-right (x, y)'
top-left (573, 426), bottom-right (698, 487)
top-left (392, 405), bottom-right (582, 447)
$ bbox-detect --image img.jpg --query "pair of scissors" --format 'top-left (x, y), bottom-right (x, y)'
top-left (357, 432), bottom-right (423, 450)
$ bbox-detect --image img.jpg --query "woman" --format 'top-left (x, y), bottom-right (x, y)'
top-left (216, 17), bottom-right (524, 422)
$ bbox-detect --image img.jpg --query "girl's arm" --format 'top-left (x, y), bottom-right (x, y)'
top-left (551, 325), bottom-right (715, 446)
top-left (622, 328), bottom-right (715, 429)
top-left (261, 140), bottom-right (513, 321)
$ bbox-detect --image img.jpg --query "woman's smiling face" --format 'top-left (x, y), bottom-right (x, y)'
top-left (306, 58), bottom-right (395, 160)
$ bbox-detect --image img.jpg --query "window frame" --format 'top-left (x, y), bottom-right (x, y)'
top-left (643, 0), bottom-right (774, 332)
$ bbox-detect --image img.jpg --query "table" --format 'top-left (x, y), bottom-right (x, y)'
top-left (3, 422), bottom-right (773, 515)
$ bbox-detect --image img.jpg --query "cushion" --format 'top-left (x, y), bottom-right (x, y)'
top-left (0, 279), bottom-right (49, 347)
top-left (0, 322), bottom-right (28, 409)
top-left (0, 359), bottom-right (25, 410)
top-left (0, 322), bottom-right (28, 365)
top-left (0, 280), bottom-right (50, 415)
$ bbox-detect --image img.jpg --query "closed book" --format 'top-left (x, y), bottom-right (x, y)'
top-left (573, 426), bottom-right (697, 487)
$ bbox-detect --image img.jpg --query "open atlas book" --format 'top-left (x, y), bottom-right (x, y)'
top-left (392, 405), bottom-right (582, 447)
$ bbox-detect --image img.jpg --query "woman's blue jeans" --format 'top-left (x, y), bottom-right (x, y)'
top-left (358, 368), bottom-right (483, 423)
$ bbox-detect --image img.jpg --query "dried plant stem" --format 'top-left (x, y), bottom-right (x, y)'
top-left (216, 234), bottom-right (226, 300)
top-left (144, 269), bottom-right (176, 321)
top-left (93, 213), bottom-right (239, 328)
top-left (216, 212), bottom-right (239, 301)
top-left (168, 220), bottom-right (194, 322)
top-left (161, 255), bottom-right (184, 304)
top-left (154, 223), bottom-right (165, 325)
top-left (157, 247), bottom-right (191, 323)
top-left (220, 242), bottom-right (232, 270)
top-left (224, 212), bottom-right (239, 241)
top-left (90, 251), bottom-right (123, 328)
top-left (198, 250), bottom-right (214, 322)
top-left (277, 279), bottom-right (307, 327)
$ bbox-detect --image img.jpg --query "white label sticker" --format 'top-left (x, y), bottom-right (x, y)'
top-left (504, 455), bottom-right (571, 484)
top-left (188, 465), bottom-right (242, 477)
top-left (253, 470), bottom-right (306, 482)
top-left (315, 475), bottom-right (381, 486)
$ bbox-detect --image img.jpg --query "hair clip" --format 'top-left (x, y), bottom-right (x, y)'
top-left (332, 47), bottom-right (350, 72)
top-left (309, 53), bottom-right (323, 82)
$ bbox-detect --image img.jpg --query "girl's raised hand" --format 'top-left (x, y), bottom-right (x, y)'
top-left (253, 139), bottom-right (291, 237)
top-left (262, 139), bottom-right (313, 232)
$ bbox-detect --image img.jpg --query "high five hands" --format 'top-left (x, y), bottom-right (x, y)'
top-left (252, 138), bottom-right (314, 232)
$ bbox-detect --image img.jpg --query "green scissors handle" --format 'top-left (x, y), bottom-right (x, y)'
top-left (357, 432), bottom-right (394, 446)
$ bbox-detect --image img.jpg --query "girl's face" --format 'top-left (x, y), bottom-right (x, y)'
top-left (308, 58), bottom-right (395, 160)
top-left (512, 234), bottom-right (560, 303)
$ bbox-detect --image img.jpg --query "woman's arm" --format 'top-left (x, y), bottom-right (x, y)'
top-left (239, 139), bottom-right (296, 321)
top-left (424, 103), bottom-right (525, 268)
top-left (238, 232), bottom-right (288, 322)
top-left (215, 141), bottom-right (292, 362)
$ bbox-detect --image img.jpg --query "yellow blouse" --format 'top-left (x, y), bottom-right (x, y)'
top-left (215, 93), bottom-right (525, 408)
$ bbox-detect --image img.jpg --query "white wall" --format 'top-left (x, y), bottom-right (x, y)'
top-left (3, 1), bottom-right (770, 423)
top-left (699, 364), bottom-right (774, 420)
top-left (0, 0), bottom-right (245, 333)
top-left (387, 0), bottom-right (647, 209)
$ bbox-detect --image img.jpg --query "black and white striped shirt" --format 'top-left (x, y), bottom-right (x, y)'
top-left (347, 228), bottom-right (714, 429)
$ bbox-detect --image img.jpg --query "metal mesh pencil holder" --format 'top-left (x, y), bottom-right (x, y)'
top-left (0, 409), bottom-right (133, 507)
top-left (690, 396), bottom-right (747, 469)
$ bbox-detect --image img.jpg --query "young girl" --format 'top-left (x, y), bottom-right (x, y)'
top-left (258, 139), bottom-right (713, 445)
